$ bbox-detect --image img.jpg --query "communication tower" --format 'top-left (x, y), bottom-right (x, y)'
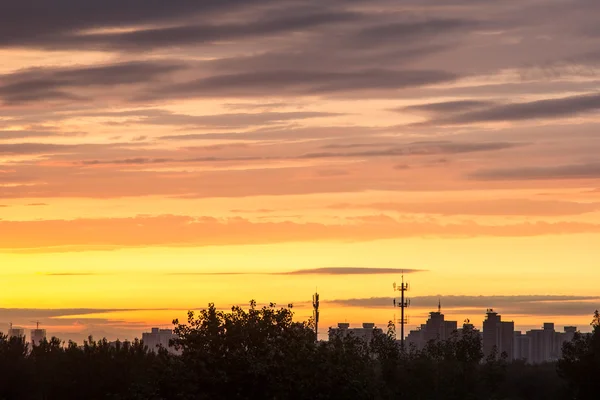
top-left (393, 272), bottom-right (410, 350)
top-left (312, 291), bottom-right (320, 342)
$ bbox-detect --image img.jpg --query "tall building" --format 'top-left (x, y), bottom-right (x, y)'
top-left (8, 326), bottom-right (25, 340)
top-left (524, 323), bottom-right (577, 363)
top-left (527, 323), bottom-right (556, 363)
top-left (562, 326), bottom-right (577, 343)
top-left (406, 306), bottom-right (457, 350)
top-left (514, 331), bottom-right (531, 362)
top-left (328, 322), bottom-right (383, 343)
top-left (482, 309), bottom-right (514, 361)
top-left (30, 329), bottom-right (47, 345)
top-left (142, 328), bottom-right (178, 354)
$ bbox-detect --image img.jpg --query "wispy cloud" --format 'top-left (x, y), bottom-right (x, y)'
top-left (5, 215), bottom-right (600, 253)
top-left (426, 93), bottom-right (600, 125)
top-left (167, 267), bottom-right (425, 276)
top-left (470, 163), bottom-right (600, 181)
top-left (330, 199), bottom-right (600, 216)
top-left (328, 295), bottom-right (600, 317)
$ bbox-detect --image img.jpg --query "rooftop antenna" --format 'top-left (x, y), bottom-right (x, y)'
top-left (31, 321), bottom-right (41, 330)
top-left (438, 297), bottom-right (441, 314)
top-left (393, 270), bottom-right (410, 351)
top-left (312, 290), bottom-right (320, 342)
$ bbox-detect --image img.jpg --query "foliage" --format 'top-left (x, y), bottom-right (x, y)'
top-left (558, 310), bottom-right (600, 400)
top-left (0, 304), bottom-right (596, 400)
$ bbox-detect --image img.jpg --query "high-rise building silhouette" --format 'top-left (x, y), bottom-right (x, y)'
top-left (406, 301), bottom-right (457, 350)
top-left (8, 324), bottom-right (25, 340)
top-left (482, 309), bottom-right (514, 361)
top-left (142, 328), bottom-right (178, 354)
top-left (30, 328), bottom-right (47, 345)
top-left (328, 322), bottom-right (383, 343)
top-left (514, 330), bottom-right (531, 361)
top-left (515, 324), bottom-right (578, 363)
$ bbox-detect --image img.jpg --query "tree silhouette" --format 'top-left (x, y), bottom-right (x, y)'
top-left (0, 303), bottom-right (590, 399)
top-left (558, 310), bottom-right (600, 400)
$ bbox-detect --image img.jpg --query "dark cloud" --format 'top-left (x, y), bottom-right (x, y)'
top-left (399, 100), bottom-right (496, 113)
top-left (471, 163), bottom-right (600, 181)
top-left (76, 140), bottom-right (522, 166)
top-left (0, 0), bottom-right (275, 47)
top-left (15, 108), bottom-right (339, 129)
top-left (38, 11), bottom-right (360, 51)
top-left (78, 147), bottom-right (275, 165)
top-left (353, 18), bottom-right (479, 47)
top-left (207, 44), bottom-right (450, 75)
top-left (157, 125), bottom-right (377, 142)
top-left (224, 102), bottom-right (295, 110)
top-left (135, 110), bottom-right (342, 128)
top-left (328, 295), bottom-right (600, 317)
top-left (0, 61), bottom-right (184, 104)
top-left (0, 308), bottom-right (140, 319)
top-left (430, 93), bottom-right (600, 125)
top-left (140, 69), bottom-right (458, 100)
top-left (299, 141), bottom-right (523, 159)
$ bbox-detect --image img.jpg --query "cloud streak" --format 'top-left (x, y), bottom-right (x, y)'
top-left (167, 267), bottom-right (425, 276)
top-left (139, 69), bottom-right (458, 100)
top-left (4, 215), bottom-right (600, 253)
top-left (471, 163), bottom-right (600, 181)
top-left (429, 93), bottom-right (600, 125)
top-left (329, 295), bottom-right (600, 317)
top-left (330, 199), bottom-right (600, 216)
top-left (0, 61), bottom-right (184, 104)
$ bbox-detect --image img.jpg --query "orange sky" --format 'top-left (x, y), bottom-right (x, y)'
top-left (1, 0), bottom-right (600, 341)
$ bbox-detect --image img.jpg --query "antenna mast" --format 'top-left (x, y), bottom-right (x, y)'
top-left (393, 271), bottom-right (410, 350)
top-left (312, 291), bottom-right (320, 342)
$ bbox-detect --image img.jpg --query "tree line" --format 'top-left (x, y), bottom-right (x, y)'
top-left (0, 303), bottom-right (598, 400)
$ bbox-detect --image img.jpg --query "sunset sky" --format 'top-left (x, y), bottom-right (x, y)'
top-left (1, 0), bottom-right (600, 342)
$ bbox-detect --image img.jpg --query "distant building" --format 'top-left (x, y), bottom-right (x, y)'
top-left (108, 340), bottom-right (132, 349)
top-left (406, 306), bottom-right (457, 350)
top-left (482, 309), bottom-right (514, 361)
top-left (30, 329), bottom-right (47, 345)
top-left (522, 324), bottom-right (577, 363)
top-left (514, 331), bottom-right (531, 362)
top-left (328, 322), bottom-right (383, 343)
top-left (562, 326), bottom-right (577, 343)
top-left (8, 326), bottom-right (25, 340)
top-left (142, 328), bottom-right (178, 354)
